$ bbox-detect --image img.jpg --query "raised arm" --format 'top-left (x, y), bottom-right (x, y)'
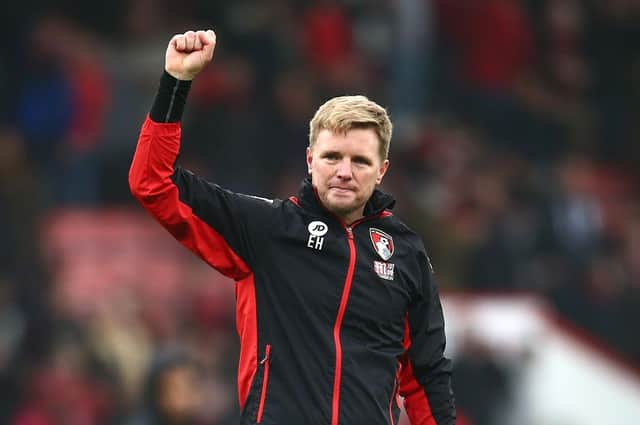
top-left (129, 30), bottom-right (271, 280)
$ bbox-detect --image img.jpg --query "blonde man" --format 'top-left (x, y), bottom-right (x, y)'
top-left (130, 30), bottom-right (455, 425)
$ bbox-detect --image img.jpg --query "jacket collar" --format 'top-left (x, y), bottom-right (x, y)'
top-left (296, 177), bottom-right (395, 221)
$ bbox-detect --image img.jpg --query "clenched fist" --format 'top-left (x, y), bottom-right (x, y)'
top-left (165, 30), bottom-right (216, 81)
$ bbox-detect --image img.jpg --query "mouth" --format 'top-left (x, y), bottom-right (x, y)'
top-left (329, 186), bottom-right (355, 194)
top-left (329, 186), bottom-right (355, 196)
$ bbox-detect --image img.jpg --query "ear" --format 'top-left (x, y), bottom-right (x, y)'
top-left (306, 147), bottom-right (313, 174)
top-left (376, 159), bottom-right (389, 185)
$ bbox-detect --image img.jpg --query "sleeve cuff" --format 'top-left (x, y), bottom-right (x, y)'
top-left (149, 71), bottom-right (193, 123)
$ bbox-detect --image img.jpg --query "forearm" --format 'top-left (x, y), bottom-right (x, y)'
top-left (402, 253), bottom-right (456, 425)
top-left (408, 359), bottom-right (455, 425)
top-left (401, 342), bottom-right (455, 425)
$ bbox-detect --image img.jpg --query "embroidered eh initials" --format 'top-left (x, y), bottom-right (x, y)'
top-left (307, 221), bottom-right (328, 251)
top-left (307, 235), bottom-right (324, 250)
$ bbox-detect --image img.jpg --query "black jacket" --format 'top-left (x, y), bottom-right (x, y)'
top-left (128, 73), bottom-right (455, 425)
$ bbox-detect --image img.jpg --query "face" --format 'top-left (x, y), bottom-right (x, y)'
top-left (307, 128), bottom-right (389, 224)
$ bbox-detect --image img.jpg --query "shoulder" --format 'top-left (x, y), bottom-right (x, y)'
top-left (383, 214), bottom-right (435, 274)
top-left (235, 192), bottom-right (284, 209)
top-left (231, 192), bottom-right (285, 231)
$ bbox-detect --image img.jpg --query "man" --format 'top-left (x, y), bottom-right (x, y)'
top-left (129, 29), bottom-right (455, 425)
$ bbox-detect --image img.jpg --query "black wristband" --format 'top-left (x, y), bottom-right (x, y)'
top-left (149, 71), bottom-right (193, 123)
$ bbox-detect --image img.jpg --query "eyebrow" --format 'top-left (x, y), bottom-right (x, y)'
top-left (322, 150), bottom-right (373, 165)
top-left (321, 150), bottom-right (342, 160)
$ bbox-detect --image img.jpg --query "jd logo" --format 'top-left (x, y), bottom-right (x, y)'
top-left (308, 221), bottom-right (328, 237)
top-left (307, 221), bottom-right (328, 250)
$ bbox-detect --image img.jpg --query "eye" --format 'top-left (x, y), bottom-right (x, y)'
top-left (323, 152), bottom-right (340, 161)
top-left (353, 157), bottom-right (372, 166)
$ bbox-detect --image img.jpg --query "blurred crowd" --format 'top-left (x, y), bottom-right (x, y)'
top-left (1, 0), bottom-right (639, 424)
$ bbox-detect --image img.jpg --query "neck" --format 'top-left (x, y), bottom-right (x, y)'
top-left (339, 209), bottom-right (365, 226)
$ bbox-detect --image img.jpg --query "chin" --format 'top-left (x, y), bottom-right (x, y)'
top-left (325, 199), bottom-right (358, 217)
top-left (326, 195), bottom-right (353, 207)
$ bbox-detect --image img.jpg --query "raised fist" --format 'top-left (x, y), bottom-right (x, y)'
top-left (165, 30), bottom-right (216, 81)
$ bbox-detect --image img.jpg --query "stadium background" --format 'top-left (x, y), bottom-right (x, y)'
top-left (1, 0), bottom-right (639, 424)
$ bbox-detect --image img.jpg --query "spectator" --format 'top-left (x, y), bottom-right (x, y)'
top-left (123, 349), bottom-right (204, 425)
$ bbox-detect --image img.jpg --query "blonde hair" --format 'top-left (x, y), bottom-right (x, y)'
top-left (309, 95), bottom-right (393, 160)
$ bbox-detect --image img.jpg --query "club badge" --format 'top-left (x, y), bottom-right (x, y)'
top-left (369, 228), bottom-right (394, 261)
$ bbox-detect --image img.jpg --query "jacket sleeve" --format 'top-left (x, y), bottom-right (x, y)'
top-left (129, 73), bottom-right (273, 280)
top-left (399, 251), bottom-right (455, 425)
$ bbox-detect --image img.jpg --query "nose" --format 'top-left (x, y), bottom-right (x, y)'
top-left (335, 158), bottom-right (353, 180)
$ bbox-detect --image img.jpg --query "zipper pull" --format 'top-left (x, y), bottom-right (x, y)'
top-left (346, 226), bottom-right (353, 239)
top-left (260, 344), bottom-right (271, 364)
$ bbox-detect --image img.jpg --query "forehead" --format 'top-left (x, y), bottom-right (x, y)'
top-left (313, 128), bottom-right (381, 159)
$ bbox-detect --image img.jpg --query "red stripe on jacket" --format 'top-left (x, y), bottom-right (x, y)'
top-left (129, 116), bottom-right (258, 409)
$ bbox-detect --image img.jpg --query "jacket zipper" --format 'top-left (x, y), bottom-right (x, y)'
top-left (330, 215), bottom-right (382, 425)
top-left (256, 344), bottom-right (271, 423)
top-left (331, 226), bottom-right (356, 425)
top-left (292, 191), bottom-right (393, 424)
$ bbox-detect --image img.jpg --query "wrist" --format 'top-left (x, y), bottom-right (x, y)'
top-left (149, 71), bottom-right (193, 123)
top-left (165, 67), bottom-right (196, 81)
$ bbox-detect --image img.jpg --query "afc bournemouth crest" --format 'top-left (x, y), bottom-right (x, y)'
top-left (369, 228), bottom-right (394, 261)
